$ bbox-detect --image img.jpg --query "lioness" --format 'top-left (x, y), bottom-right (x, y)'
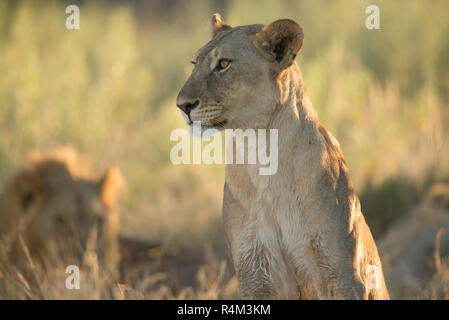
top-left (379, 183), bottom-right (449, 298)
top-left (0, 147), bottom-right (123, 276)
top-left (176, 14), bottom-right (389, 299)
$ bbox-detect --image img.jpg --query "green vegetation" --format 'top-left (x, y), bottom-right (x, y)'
top-left (0, 0), bottom-right (448, 248)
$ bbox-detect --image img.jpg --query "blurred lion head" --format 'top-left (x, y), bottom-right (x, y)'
top-left (0, 147), bottom-right (124, 275)
top-left (378, 182), bottom-right (449, 298)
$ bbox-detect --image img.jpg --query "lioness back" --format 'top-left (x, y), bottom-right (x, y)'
top-left (379, 183), bottom-right (449, 298)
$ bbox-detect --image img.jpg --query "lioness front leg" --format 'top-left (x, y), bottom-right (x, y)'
top-left (234, 244), bottom-right (278, 299)
top-left (233, 240), bottom-right (302, 299)
top-left (223, 184), bottom-right (299, 299)
top-left (223, 184), bottom-right (275, 299)
top-left (305, 231), bottom-right (377, 299)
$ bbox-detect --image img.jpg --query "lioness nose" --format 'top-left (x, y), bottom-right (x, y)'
top-left (176, 100), bottom-right (199, 116)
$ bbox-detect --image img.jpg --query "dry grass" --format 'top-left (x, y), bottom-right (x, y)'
top-left (0, 230), bottom-right (238, 299)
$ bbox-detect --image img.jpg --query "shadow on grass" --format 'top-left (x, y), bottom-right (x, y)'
top-left (360, 170), bottom-right (449, 239)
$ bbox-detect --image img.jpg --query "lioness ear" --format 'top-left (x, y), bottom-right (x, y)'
top-left (98, 166), bottom-right (125, 210)
top-left (211, 13), bottom-right (231, 38)
top-left (253, 19), bottom-right (304, 70)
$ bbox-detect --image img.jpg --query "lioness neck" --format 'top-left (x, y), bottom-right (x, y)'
top-left (268, 63), bottom-right (320, 148)
top-left (225, 62), bottom-right (324, 185)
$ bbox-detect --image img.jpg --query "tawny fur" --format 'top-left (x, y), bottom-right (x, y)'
top-left (0, 147), bottom-right (123, 276)
top-left (379, 183), bottom-right (449, 298)
top-left (177, 15), bottom-right (389, 299)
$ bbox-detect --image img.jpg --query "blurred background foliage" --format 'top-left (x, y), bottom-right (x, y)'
top-left (0, 0), bottom-right (448, 247)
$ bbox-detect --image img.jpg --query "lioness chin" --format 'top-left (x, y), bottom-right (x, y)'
top-left (176, 14), bottom-right (389, 300)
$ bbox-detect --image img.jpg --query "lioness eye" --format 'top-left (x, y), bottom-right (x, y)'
top-left (220, 60), bottom-right (229, 69)
top-left (55, 215), bottom-right (65, 224)
top-left (216, 59), bottom-right (231, 72)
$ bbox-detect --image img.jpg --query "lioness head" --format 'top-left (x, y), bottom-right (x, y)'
top-left (176, 13), bottom-right (304, 133)
top-left (0, 148), bottom-right (123, 271)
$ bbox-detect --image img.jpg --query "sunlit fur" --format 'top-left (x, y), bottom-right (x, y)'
top-left (177, 14), bottom-right (389, 299)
